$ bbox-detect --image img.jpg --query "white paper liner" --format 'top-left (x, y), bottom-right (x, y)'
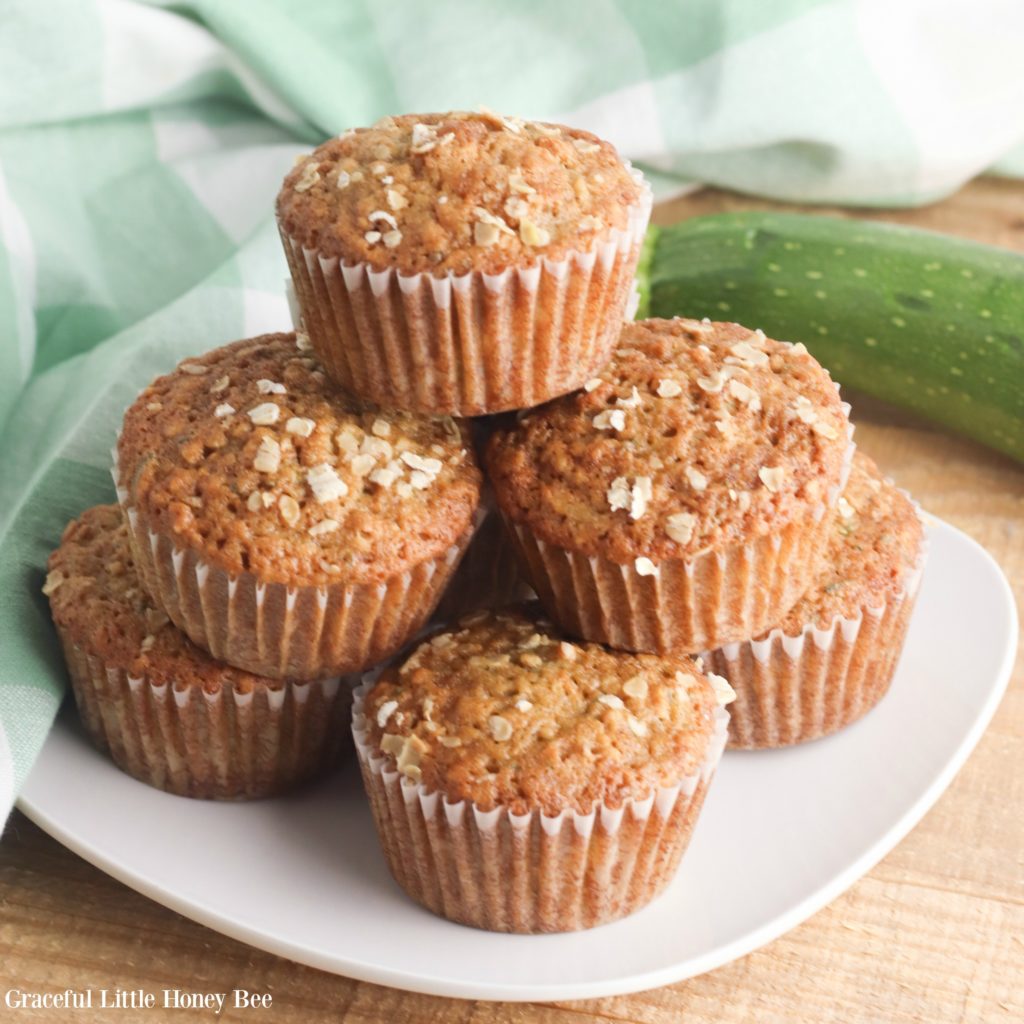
top-left (129, 515), bottom-right (474, 681)
top-left (704, 499), bottom-right (928, 748)
top-left (504, 500), bottom-right (835, 655)
top-left (351, 684), bottom-right (728, 933)
top-left (113, 464), bottom-right (477, 681)
top-left (59, 637), bottom-right (352, 799)
top-left (494, 400), bottom-right (854, 655)
top-left (279, 172), bottom-right (653, 415)
top-left (112, 438), bottom-right (481, 681)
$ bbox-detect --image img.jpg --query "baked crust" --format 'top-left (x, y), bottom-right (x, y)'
top-left (774, 451), bottom-right (923, 633)
top-left (362, 606), bottom-right (730, 816)
top-left (46, 505), bottom-right (275, 691)
top-left (276, 111), bottom-right (644, 276)
top-left (116, 333), bottom-right (483, 586)
top-left (486, 317), bottom-right (850, 563)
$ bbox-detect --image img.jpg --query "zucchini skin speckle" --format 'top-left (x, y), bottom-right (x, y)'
top-left (640, 212), bottom-right (1024, 463)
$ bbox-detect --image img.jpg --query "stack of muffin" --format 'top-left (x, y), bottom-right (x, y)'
top-left (45, 111), bottom-right (926, 934)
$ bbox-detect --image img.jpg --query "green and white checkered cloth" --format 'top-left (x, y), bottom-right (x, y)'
top-left (1, 0), bottom-right (1022, 820)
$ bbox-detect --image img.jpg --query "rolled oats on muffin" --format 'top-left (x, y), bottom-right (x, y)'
top-left (704, 452), bottom-right (926, 748)
top-left (486, 317), bottom-right (853, 654)
top-left (353, 605), bottom-right (731, 933)
top-left (115, 333), bottom-right (483, 679)
top-left (44, 506), bottom-right (353, 799)
top-left (277, 110), bottom-right (651, 415)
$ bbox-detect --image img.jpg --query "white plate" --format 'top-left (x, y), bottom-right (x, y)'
top-left (18, 518), bottom-right (1017, 1002)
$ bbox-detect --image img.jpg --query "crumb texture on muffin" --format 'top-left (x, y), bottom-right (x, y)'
top-left (45, 505), bottom-right (279, 691)
top-left (772, 452), bottom-right (924, 633)
top-left (276, 111), bottom-right (646, 275)
top-left (361, 607), bottom-right (725, 816)
top-left (116, 333), bottom-right (482, 586)
top-left (487, 317), bottom-right (850, 563)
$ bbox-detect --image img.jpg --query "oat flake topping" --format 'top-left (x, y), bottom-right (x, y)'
top-left (116, 334), bottom-right (482, 587)
top-left (276, 111), bottom-right (645, 276)
top-left (360, 607), bottom-right (722, 815)
top-left (486, 318), bottom-right (849, 564)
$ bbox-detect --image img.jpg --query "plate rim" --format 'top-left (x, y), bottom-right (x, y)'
top-left (16, 517), bottom-right (1019, 1002)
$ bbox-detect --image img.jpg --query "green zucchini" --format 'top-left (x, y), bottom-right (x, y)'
top-left (637, 212), bottom-right (1024, 463)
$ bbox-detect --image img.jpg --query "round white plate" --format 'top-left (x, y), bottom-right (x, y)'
top-left (18, 518), bottom-right (1017, 1002)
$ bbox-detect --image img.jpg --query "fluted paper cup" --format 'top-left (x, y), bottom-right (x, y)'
top-left (118, 503), bottom-right (475, 681)
top-left (279, 174), bottom-right (652, 416)
top-left (704, 514), bottom-right (928, 748)
top-left (351, 684), bottom-right (728, 933)
top-left (60, 638), bottom-right (352, 799)
top-left (499, 410), bottom-right (855, 655)
top-left (505, 510), bottom-right (833, 655)
top-left (111, 406), bottom-right (482, 681)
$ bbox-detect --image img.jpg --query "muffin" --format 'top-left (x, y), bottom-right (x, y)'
top-left (44, 506), bottom-right (353, 799)
top-left (115, 333), bottom-right (482, 679)
top-left (704, 452), bottom-right (926, 748)
top-left (487, 317), bottom-right (853, 654)
top-left (353, 606), bottom-right (732, 933)
top-left (276, 110), bottom-right (652, 415)
top-left (431, 502), bottom-right (530, 623)
top-left (432, 413), bottom-right (530, 621)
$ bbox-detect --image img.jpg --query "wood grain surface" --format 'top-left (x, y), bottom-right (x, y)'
top-left (1, 178), bottom-right (1022, 1024)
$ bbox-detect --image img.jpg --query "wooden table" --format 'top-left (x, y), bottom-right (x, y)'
top-left (2, 179), bottom-right (1022, 1023)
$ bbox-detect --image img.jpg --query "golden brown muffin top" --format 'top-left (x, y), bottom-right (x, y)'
top-left (116, 334), bottom-right (482, 586)
top-left (360, 606), bottom-right (732, 816)
top-left (45, 505), bottom-right (282, 692)
top-left (773, 452), bottom-right (924, 633)
top-left (276, 111), bottom-right (646, 276)
top-left (486, 318), bottom-right (849, 567)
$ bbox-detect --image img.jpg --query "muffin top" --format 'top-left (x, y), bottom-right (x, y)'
top-left (117, 333), bottom-right (482, 586)
top-left (360, 606), bottom-right (732, 816)
top-left (276, 110), bottom-right (647, 276)
top-left (487, 318), bottom-right (849, 568)
top-left (773, 452), bottom-right (924, 633)
top-left (45, 505), bottom-right (282, 691)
